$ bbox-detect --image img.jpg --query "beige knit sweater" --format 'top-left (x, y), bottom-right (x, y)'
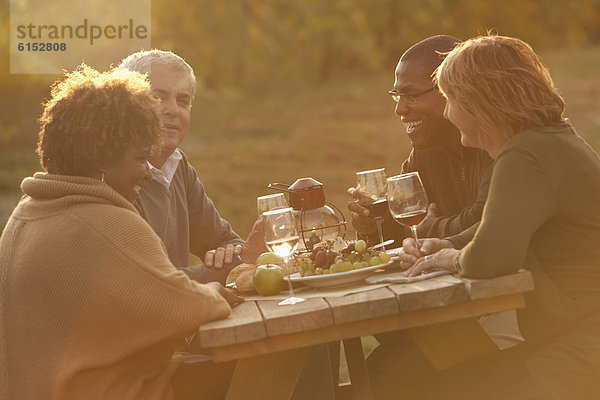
top-left (0, 173), bottom-right (232, 400)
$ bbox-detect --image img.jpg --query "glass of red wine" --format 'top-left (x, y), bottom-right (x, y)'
top-left (386, 172), bottom-right (428, 245)
top-left (356, 168), bottom-right (387, 249)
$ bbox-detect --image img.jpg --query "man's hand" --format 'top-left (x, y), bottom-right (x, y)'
top-left (397, 237), bottom-right (455, 269)
top-left (240, 217), bottom-right (268, 264)
top-left (204, 244), bottom-right (243, 268)
top-left (205, 282), bottom-right (244, 305)
top-left (347, 187), bottom-right (378, 237)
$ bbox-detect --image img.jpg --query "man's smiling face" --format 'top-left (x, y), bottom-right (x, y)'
top-left (393, 59), bottom-right (455, 149)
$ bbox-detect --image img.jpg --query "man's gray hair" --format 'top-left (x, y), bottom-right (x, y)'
top-left (118, 49), bottom-right (197, 96)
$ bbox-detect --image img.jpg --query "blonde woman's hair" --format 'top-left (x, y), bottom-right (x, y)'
top-left (435, 35), bottom-right (565, 139)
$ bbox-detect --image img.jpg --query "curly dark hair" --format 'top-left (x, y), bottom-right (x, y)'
top-left (37, 64), bottom-right (162, 176)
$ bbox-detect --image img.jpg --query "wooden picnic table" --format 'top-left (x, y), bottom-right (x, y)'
top-left (192, 270), bottom-right (534, 400)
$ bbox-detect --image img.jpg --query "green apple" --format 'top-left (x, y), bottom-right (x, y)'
top-left (253, 264), bottom-right (285, 296)
top-left (255, 251), bottom-right (284, 266)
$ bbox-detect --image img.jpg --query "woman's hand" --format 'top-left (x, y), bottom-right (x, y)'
top-left (204, 244), bottom-right (243, 268)
top-left (397, 237), bottom-right (455, 269)
top-left (206, 282), bottom-right (244, 306)
top-left (404, 248), bottom-right (460, 277)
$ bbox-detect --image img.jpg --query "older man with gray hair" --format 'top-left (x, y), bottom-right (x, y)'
top-left (118, 49), bottom-right (336, 400)
top-left (119, 50), bottom-right (264, 284)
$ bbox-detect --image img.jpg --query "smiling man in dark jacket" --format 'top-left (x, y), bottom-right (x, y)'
top-left (348, 35), bottom-right (493, 246)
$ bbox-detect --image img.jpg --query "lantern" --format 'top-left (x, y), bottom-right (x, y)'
top-left (269, 177), bottom-right (346, 251)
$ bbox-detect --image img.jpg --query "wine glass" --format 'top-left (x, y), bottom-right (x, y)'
top-left (257, 193), bottom-right (288, 216)
top-left (262, 207), bottom-right (306, 306)
top-left (386, 172), bottom-right (428, 245)
top-left (356, 168), bottom-right (387, 249)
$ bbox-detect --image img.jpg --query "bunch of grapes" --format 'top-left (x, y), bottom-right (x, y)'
top-left (296, 239), bottom-right (391, 276)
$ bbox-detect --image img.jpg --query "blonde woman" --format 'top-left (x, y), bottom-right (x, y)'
top-left (385, 35), bottom-right (600, 400)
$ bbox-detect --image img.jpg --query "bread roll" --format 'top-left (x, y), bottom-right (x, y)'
top-left (226, 263), bottom-right (257, 285)
top-left (235, 269), bottom-right (257, 293)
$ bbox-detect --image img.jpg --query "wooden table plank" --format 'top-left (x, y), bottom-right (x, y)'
top-left (194, 273), bottom-right (534, 400)
top-left (388, 275), bottom-right (468, 311)
top-left (396, 293), bottom-right (524, 328)
top-left (194, 301), bottom-right (266, 349)
top-left (258, 297), bottom-right (334, 337)
top-left (325, 287), bottom-right (399, 325)
top-left (464, 270), bottom-right (534, 300)
top-left (208, 293), bottom-right (525, 362)
top-left (194, 273), bottom-right (530, 350)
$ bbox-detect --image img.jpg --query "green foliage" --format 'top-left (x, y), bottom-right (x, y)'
top-left (0, 151), bottom-right (39, 194)
top-left (2, 0), bottom-right (600, 143)
top-left (148, 0), bottom-right (600, 95)
top-left (1, 0), bottom-right (600, 235)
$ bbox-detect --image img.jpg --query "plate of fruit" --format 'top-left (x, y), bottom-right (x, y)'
top-left (286, 239), bottom-right (393, 288)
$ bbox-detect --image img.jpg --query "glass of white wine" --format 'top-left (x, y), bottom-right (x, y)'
top-left (262, 207), bottom-right (305, 306)
top-left (356, 168), bottom-right (388, 248)
top-left (386, 172), bottom-right (428, 244)
top-left (257, 193), bottom-right (288, 216)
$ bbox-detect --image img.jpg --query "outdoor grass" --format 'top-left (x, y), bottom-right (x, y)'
top-left (185, 72), bottom-right (404, 240)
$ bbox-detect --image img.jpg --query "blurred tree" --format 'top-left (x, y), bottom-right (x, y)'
top-left (2, 0), bottom-right (600, 147)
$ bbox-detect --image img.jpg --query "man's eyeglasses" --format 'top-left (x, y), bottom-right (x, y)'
top-left (388, 87), bottom-right (436, 104)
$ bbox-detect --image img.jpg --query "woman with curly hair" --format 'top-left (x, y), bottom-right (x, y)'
top-left (389, 35), bottom-right (600, 400)
top-left (0, 64), bottom-right (240, 400)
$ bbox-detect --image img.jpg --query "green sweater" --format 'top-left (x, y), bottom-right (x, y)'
top-left (449, 121), bottom-right (600, 399)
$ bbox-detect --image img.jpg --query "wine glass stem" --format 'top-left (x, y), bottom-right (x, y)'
top-left (375, 217), bottom-right (385, 251)
top-left (284, 257), bottom-right (295, 297)
top-left (410, 225), bottom-right (419, 245)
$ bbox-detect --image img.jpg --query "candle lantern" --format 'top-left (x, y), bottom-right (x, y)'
top-left (268, 177), bottom-right (346, 251)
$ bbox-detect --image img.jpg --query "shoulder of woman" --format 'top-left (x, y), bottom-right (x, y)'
top-left (69, 203), bottom-right (209, 286)
top-left (497, 129), bottom-right (551, 159)
top-left (70, 203), bottom-right (165, 254)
